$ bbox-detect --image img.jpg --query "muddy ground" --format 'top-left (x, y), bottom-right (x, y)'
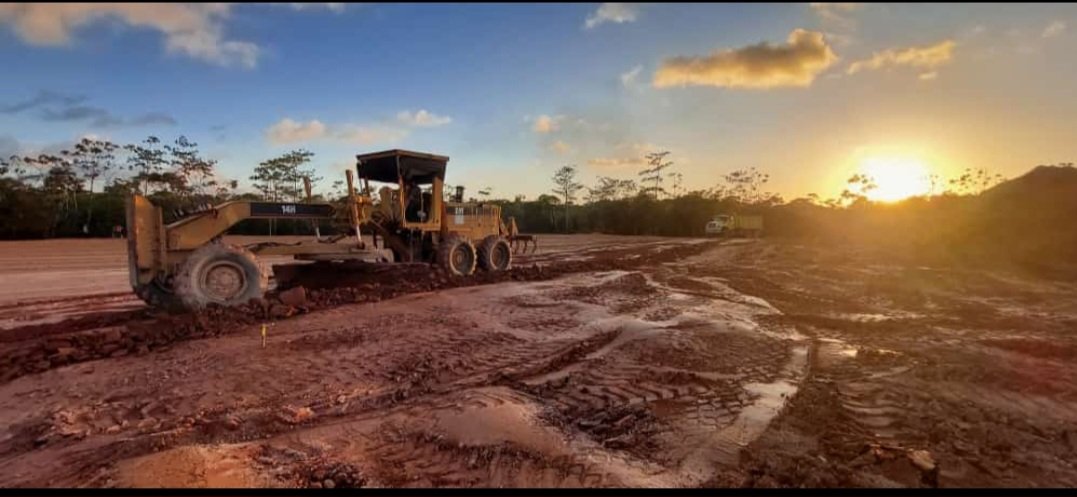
top-left (0, 236), bottom-right (1074, 488)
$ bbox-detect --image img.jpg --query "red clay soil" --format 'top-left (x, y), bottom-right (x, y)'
top-left (0, 240), bottom-right (718, 384)
top-left (1, 237), bottom-right (1076, 488)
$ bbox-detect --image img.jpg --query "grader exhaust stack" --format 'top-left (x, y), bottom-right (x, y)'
top-left (125, 149), bottom-right (536, 311)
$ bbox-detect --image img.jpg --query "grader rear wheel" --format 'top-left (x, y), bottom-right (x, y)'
top-left (175, 243), bottom-right (268, 310)
top-left (478, 235), bottom-right (512, 272)
top-left (437, 235), bottom-right (477, 276)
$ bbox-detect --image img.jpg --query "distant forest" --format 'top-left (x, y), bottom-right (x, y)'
top-left (2, 135), bottom-right (1075, 274)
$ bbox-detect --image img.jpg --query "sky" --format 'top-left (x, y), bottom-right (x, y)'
top-left (1, 2), bottom-right (1075, 201)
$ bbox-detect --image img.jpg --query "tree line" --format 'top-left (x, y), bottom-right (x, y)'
top-left (0, 135), bottom-right (330, 239)
top-left (495, 150), bottom-right (1011, 238)
top-left (4, 134), bottom-right (1072, 273)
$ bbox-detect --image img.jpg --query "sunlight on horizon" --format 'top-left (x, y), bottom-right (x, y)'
top-left (859, 156), bottom-right (934, 202)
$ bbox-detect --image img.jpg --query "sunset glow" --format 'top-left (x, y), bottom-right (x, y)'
top-left (859, 156), bottom-right (933, 202)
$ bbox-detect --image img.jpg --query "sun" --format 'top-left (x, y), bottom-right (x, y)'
top-left (858, 156), bottom-right (933, 202)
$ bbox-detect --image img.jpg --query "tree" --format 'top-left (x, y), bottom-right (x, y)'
top-left (63, 138), bottom-right (119, 196)
top-left (947, 167), bottom-right (1005, 196)
top-left (60, 138), bottom-right (120, 233)
top-left (668, 171), bottom-right (684, 198)
top-left (331, 179), bottom-right (347, 200)
top-left (551, 165), bottom-right (583, 232)
top-left (166, 136), bottom-right (217, 199)
top-left (839, 173), bottom-right (878, 206)
top-left (124, 136), bottom-right (167, 195)
top-left (639, 151), bottom-right (672, 199)
top-left (722, 167), bottom-right (773, 205)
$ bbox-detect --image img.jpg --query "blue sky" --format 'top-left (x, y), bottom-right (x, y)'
top-left (1, 3), bottom-right (1075, 200)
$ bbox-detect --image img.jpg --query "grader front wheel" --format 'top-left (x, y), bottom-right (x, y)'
top-left (175, 243), bottom-right (268, 310)
top-left (133, 276), bottom-right (185, 313)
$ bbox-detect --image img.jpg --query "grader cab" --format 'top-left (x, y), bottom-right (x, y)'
top-left (125, 149), bottom-right (534, 311)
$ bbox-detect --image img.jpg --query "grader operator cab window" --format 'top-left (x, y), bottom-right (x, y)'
top-left (405, 183), bottom-right (434, 223)
top-left (356, 149), bottom-right (448, 226)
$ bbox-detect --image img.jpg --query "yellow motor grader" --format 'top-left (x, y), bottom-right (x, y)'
top-left (125, 149), bottom-right (536, 311)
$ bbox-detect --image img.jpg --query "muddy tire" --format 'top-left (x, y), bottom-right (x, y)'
top-left (174, 243), bottom-right (268, 310)
top-left (437, 235), bottom-right (477, 276)
top-left (477, 235), bottom-right (512, 272)
top-left (133, 277), bottom-right (185, 313)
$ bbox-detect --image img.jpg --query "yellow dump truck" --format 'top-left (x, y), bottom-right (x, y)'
top-left (704, 214), bottom-right (763, 238)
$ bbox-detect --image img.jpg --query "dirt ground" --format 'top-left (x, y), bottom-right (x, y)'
top-left (0, 235), bottom-right (1075, 488)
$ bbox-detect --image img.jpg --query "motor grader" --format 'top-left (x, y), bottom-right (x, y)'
top-left (125, 149), bottom-right (535, 311)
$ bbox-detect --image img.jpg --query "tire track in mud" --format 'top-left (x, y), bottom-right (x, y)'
top-left (310, 261), bottom-right (806, 488)
top-left (0, 240), bottom-right (815, 488)
top-left (0, 240), bottom-right (720, 385)
top-left (710, 241), bottom-right (1077, 488)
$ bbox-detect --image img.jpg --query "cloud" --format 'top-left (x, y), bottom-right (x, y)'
top-left (653, 29), bottom-right (838, 89)
top-left (1, 90), bottom-right (176, 128)
top-left (41, 105), bottom-right (123, 127)
top-left (846, 39), bottom-right (956, 78)
top-left (586, 142), bottom-right (658, 171)
top-left (531, 114), bottom-right (562, 134)
top-left (620, 64), bottom-right (643, 89)
top-left (0, 3), bottom-right (259, 68)
top-left (585, 3), bottom-right (640, 29)
top-left (266, 109), bottom-right (450, 145)
top-left (809, 3), bottom-right (861, 21)
top-left (549, 140), bottom-right (572, 155)
top-left (918, 71), bottom-right (938, 81)
top-left (334, 125), bottom-right (408, 145)
top-left (266, 118), bottom-right (329, 145)
top-left (1042, 20), bottom-right (1066, 38)
top-left (810, 3), bottom-right (862, 35)
top-left (587, 156), bottom-right (646, 170)
top-left (0, 90), bottom-right (86, 113)
top-left (396, 109), bottom-right (452, 128)
top-left (288, 3), bottom-right (347, 13)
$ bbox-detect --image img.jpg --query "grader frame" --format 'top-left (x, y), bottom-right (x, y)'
top-left (125, 149), bottom-right (534, 311)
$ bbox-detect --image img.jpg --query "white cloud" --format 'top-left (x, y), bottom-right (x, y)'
top-left (585, 3), bottom-right (640, 29)
top-left (587, 156), bottom-right (645, 170)
top-left (810, 3), bottom-right (862, 33)
top-left (266, 108), bottom-right (451, 146)
top-left (653, 29), bottom-right (839, 89)
top-left (586, 142), bottom-right (659, 171)
top-left (0, 3), bottom-right (259, 68)
top-left (620, 64), bottom-right (643, 89)
top-left (396, 109), bottom-right (452, 128)
top-left (809, 3), bottom-right (861, 12)
top-left (531, 114), bottom-right (561, 134)
top-left (334, 125), bottom-right (408, 145)
top-left (266, 118), bottom-right (329, 144)
top-left (549, 140), bottom-right (571, 155)
top-left (846, 39), bottom-right (956, 79)
top-left (1042, 20), bottom-right (1067, 38)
